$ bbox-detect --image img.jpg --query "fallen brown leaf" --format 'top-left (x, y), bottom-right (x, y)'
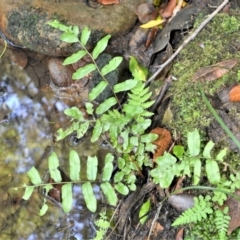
top-left (229, 85), bottom-right (240, 102)
top-left (161, 0), bottom-right (177, 18)
top-left (150, 127), bottom-right (172, 161)
top-left (176, 228), bottom-right (184, 240)
top-left (192, 59), bottom-right (238, 82)
top-left (154, 221), bottom-right (164, 231)
top-left (225, 190), bottom-right (240, 234)
top-left (169, 0), bottom-right (183, 21)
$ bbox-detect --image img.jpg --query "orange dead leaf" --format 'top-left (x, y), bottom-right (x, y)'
top-left (229, 85), bottom-right (240, 102)
top-left (192, 59), bottom-right (238, 82)
top-left (161, 0), bottom-right (177, 18)
top-left (176, 228), bottom-right (184, 240)
top-left (151, 127), bottom-right (172, 161)
top-left (226, 190), bottom-right (240, 234)
top-left (152, 221), bottom-right (164, 237)
top-left (97, 0), bottom-right (119, 5)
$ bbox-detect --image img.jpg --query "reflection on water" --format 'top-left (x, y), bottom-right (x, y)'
top-left (0, 47), bottom-right (106, 239)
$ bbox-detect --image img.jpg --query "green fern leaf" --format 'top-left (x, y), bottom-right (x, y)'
top-left (141, 111), bottom-right (154, 117)
top-left (212, 191), bottom-right (227, 206)
top-left (139, 92), bottom-right (152, 103)
top-left (172, 195), bottom-right (213, 226)
top-left (214, 207), bottom-right (230, 240)
top-left (128, 99), bottom-right (141, 106)
top-left (128, 94), bottom-right (140, 102)
top-left (139, 86), bottom-right (150, 96)
top-left (142, 100), bottom-right (155, 109)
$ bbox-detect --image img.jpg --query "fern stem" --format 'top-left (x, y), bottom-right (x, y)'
top-left (79, 41), bottom-right (122, 109)
top-left (199, 85), bottom-right (240, 151)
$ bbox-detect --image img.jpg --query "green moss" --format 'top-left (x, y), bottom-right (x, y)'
top-left (167, 12), bottom-right (240, 139)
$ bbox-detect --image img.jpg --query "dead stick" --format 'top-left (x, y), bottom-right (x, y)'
top-left (146, 0), bottom-right (229, 85)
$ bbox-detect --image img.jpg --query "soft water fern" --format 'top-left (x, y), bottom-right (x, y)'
top-left (214, 207), bottom-right (230, 240)
top-left (93, 211), bottom-right (110, 240)
top-left (212, 180), bottom-right (232, 205)
top-left (19, 150), bottom-right (118, 215)
top-left (172, 195), bottom-right (213, 226)
top-left (17, 21), bottom-right (158, 216)
top-left (150, 129), bottom-right (228, 188)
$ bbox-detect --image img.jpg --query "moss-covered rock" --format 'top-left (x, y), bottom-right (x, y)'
top-left (0, 0), bottom-right (144, 56)
top-left (167, 11), bottom-right (240, 146)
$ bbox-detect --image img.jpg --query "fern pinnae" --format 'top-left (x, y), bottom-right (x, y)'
top-left (172, 195), bottom-right (213, 226)
top-left (214, 207), bottom-right (230, 240)
top-left (142, 101), bottom-right (155, 109)
top-left (139, 91), bottom-right (152, 103)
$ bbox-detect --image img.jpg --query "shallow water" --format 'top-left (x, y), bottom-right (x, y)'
top-left (0, 46), bottom-right (107, 240)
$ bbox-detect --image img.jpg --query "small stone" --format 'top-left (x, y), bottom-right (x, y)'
top-left (9, 49), bottom-right (28, 69)
top-left (168, 194), bottom-right (195, 212)
top-left (48, 57), bottom-right (74, 87)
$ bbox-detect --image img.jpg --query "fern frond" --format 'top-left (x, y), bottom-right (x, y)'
top-left (139, 91), bottom-right (152, 102)
top-left (141, 111), bottom-right (154, 117)
top-left (212, 190), bottom-right (227, 206)
top-left (128, 98), bottom-right (141, 106)
top-left (128, 91), bottom-right (152, 104)
top-left (139, 86), bottom-right (150, 96)
top-left (212, 180), bottom-right (232, 205)
top-left (142, 100), bottom-right (155, 109)
top-left (131, 82), bottom-right (145, 93)
top-left (214, 207), bottom-right (230, 240)
top-left (93, 211), bottom-right (110, 240)
top-left (107, 109), bottom-right (121, 119)
top-left (172, 195), bottom-right (213, 226)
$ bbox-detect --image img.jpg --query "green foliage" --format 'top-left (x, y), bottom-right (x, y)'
top-left (17, 19), bottom-right (240, 240)
top-left (149, 129), bottom-right (234, 239)
top-left (47, 20), bottom-right (157, 193)
top-left (172, 197), bottom-right (230, 239)
top-left (221, 16), bottom-right (240, 33)
top-left (139, 199), bottom-right (151, 224)
top-left (214, 207), bottom-right (230, 240)
top-left (18, 21), bottom-right (158, 218)
top-left (172, 195), bottom-right (213, 226)
top-left (21, 151), bottom-right (120, 214)
top-left (93, 211), bottom-right (110, 240)
top-left (150, 129), bottom-right (227, 188)
top-left (184, 206), bottom-right (231, 240)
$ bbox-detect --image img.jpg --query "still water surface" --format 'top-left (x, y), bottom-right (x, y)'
top-left (0, 47), bottom-right (106, 240)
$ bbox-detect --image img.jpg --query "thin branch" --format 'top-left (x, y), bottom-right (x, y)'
top-left (147, 203), bottom-right (162, 240)
top-left (146, 0), bottom-right (229, 85)
top-left (150, 75), bottom-right (172, 113)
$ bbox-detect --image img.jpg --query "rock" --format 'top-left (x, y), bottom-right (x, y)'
top-left (168, 194), bottom-right (195, 212)
top-left (9, 49), bottom-right (28, 68)
top-left (49, 53), bottom-right (128, 103)
top-left (0, 0), bottom-right (144, 56)
top-left (48, 57), bottom-right (75, 87)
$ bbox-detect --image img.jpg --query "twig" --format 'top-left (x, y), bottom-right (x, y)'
top-left (147, 203), bottom-right (162, 240)
top-left (146, 0), bottom-right (229, 85)
top-left (150, 75), bottom-right (172, 113)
